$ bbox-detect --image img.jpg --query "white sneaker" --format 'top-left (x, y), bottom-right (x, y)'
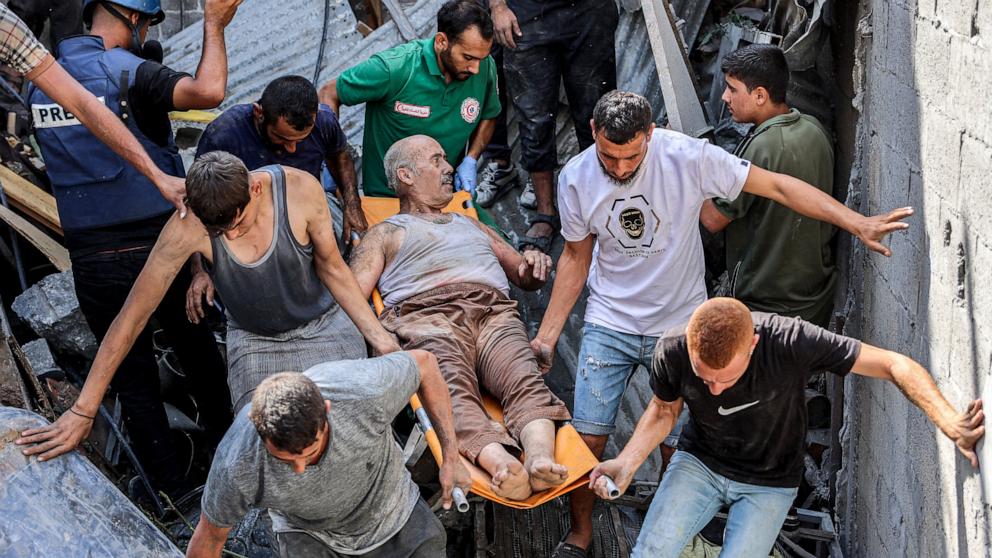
top-left (518, 177), bottom-right (537, 210)
top-left (476, 161), bottom-right (518, 208)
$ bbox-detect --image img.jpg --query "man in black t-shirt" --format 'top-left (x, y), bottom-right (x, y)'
top-left (589, 298), bottom-right (984, 557)
top-left (20, 0), bottom-right (242, 503)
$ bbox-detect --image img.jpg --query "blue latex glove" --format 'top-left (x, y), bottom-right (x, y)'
top-left (454, 156), bottom-right (478, 195)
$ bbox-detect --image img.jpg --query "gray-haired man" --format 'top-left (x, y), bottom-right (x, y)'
top-left (186, 350), bottom-right (471, 557)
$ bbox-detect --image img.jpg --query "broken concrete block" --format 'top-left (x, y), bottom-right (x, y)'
top-left (20, 338), bottom-right (63, 381)
top-left (11, 271), bottom-right (97, 359)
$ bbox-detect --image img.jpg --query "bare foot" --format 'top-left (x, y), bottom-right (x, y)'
top-left (490, 460), bottom-right (532, 500)
top-left (525, 454), bottom-right (568, 492)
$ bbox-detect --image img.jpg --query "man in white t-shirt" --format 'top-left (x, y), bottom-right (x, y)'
top-left (534, 90), bottom-right (912, 557)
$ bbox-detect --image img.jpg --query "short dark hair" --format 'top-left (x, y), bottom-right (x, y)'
top-left (437, 0), bottom-right (493, 43)
top-left (250, 372), bottom-right (327, 454)
top-left (186, 151), bottom-right (251, 236)
top-left (259, 76), bottom-right (318, 131)
top-left (720, 44), bottom-right (790, 104)
top-left (592, 91), bottom-right (654, 144)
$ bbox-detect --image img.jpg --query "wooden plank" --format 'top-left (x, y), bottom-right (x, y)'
top-left (0, 204), bottom-right (69, 271)
top-left (0, 164), bottom-right (61, 235)
top-left (367, 0), bottom-right (383, 28)
top-left (356, 21), bottom-right (375, 37)
top-left (169, 110), bottom-right (219, 124)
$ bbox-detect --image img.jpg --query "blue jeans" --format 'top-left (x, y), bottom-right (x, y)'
top-left (572, 322), bottom-right (658, 436)
top-left (634, 451), bottom-right (797, 557)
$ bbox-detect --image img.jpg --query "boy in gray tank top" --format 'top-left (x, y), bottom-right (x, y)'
top-left (350, 135), bottom-right (571, 501)
top-left (23, 151), bottom-right (404, 461)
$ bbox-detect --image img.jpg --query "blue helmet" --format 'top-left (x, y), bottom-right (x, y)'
top-left (83, 0), bottom-right (165, 26)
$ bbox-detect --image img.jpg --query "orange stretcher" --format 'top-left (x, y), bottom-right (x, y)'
top-left (361, 191), bottom-right (599, 509)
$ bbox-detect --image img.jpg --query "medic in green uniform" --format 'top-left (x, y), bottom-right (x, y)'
top-left (321, 0), bottom-right (499, 207)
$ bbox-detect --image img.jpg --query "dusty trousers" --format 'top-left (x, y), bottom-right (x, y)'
top-left (380, 283), bottom-right (570, 461)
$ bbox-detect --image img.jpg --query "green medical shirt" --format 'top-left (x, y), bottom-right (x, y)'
top-left (337, 37), bottom-right (501, 198)
top-left (714, 109), bottom-right (836, 326)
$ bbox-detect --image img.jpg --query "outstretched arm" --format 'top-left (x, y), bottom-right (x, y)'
top-left (853, 343), bottom-right (984, 466)
top-left (531, 236), bottom-right (595, 372)
top-left (742, 165), bottom-right (912, 256)
top-left (28, 58), bottom-right (187, 215)
top-left (171, 0), bottom-right (243, 110)
top-left (409, 350), bottom-right (471, 510)
top-left (16, 215), bottom-right (202, 460)
top-left (590, 396), bottom-right (684, 499)
top-left (306, 177), bottom-right (400, 354)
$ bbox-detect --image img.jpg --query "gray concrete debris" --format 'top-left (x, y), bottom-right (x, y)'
top-left (20, 338), bottom-right (63, 381)
top-left (641, 0), bottom-right (711, 137)
top-left (11, 271), bottom-right (97, 359)
top-left (669, 0), bottom-right (712, 52)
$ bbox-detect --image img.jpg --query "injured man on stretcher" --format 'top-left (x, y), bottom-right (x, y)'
top-left (349, 135), bottom-right (572, 500)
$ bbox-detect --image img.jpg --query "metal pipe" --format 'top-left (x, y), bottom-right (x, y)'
top-left (601, 475), bottom-right (621, 499)
top-left (452, 487), bottom-right (469, 512)
top-left (410, 396), bottom-right (469, 512)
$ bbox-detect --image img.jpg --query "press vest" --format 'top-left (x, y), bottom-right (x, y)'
top-left (28, 35), bottom-right (182, 231)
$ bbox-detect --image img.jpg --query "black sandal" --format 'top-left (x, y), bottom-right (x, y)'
top-left (517, 213), bottom-right (560, 255)
top-left (551, 533), bottom-right (590, 558)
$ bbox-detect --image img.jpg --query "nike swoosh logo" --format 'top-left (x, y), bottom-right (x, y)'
top-left (717, 401), bottom-right (760, 416)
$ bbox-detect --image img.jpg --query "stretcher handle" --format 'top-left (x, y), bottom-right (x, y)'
top-left (410, 394), bottom-right (469, 512)
top-left (601, 475), bottom-right (621, 499)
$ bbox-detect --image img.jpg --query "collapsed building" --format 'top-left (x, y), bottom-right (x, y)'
top-left (0, 0), bottom-right (988, 556)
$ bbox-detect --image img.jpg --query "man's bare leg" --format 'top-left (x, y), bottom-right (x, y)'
top-left (563, 433), bottom-right (608, 551)
top-left (478, 442), bottom-right (532, 500)
top-left (519, 418), bottom-right (568, 492)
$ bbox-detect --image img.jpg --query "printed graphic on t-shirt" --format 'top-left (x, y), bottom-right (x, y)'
top-left (605, 194), bottom-right (661, 256)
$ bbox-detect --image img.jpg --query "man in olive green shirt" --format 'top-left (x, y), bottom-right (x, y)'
top-left (701, 44), bottom-right (836, 326)
top-left (320, 0), bottom-right (500, 202)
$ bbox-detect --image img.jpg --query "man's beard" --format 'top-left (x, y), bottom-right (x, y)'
top-left (257, 120), bottom-right (282, 153)
top-left (597, 155), bottom-right (644, 187)
top-left (440, 48), bottom-right (472, 81)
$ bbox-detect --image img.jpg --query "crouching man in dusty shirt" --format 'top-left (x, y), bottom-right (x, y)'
top-left (349, 135), bottom-right (572, 501)
top-left (186, 350), bottom-right (471, 558)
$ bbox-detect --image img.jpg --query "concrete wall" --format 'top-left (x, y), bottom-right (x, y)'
top-left (840, 0), bottom-right (992, 555)
top-left (149, 0), bottom-right (204, 41)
